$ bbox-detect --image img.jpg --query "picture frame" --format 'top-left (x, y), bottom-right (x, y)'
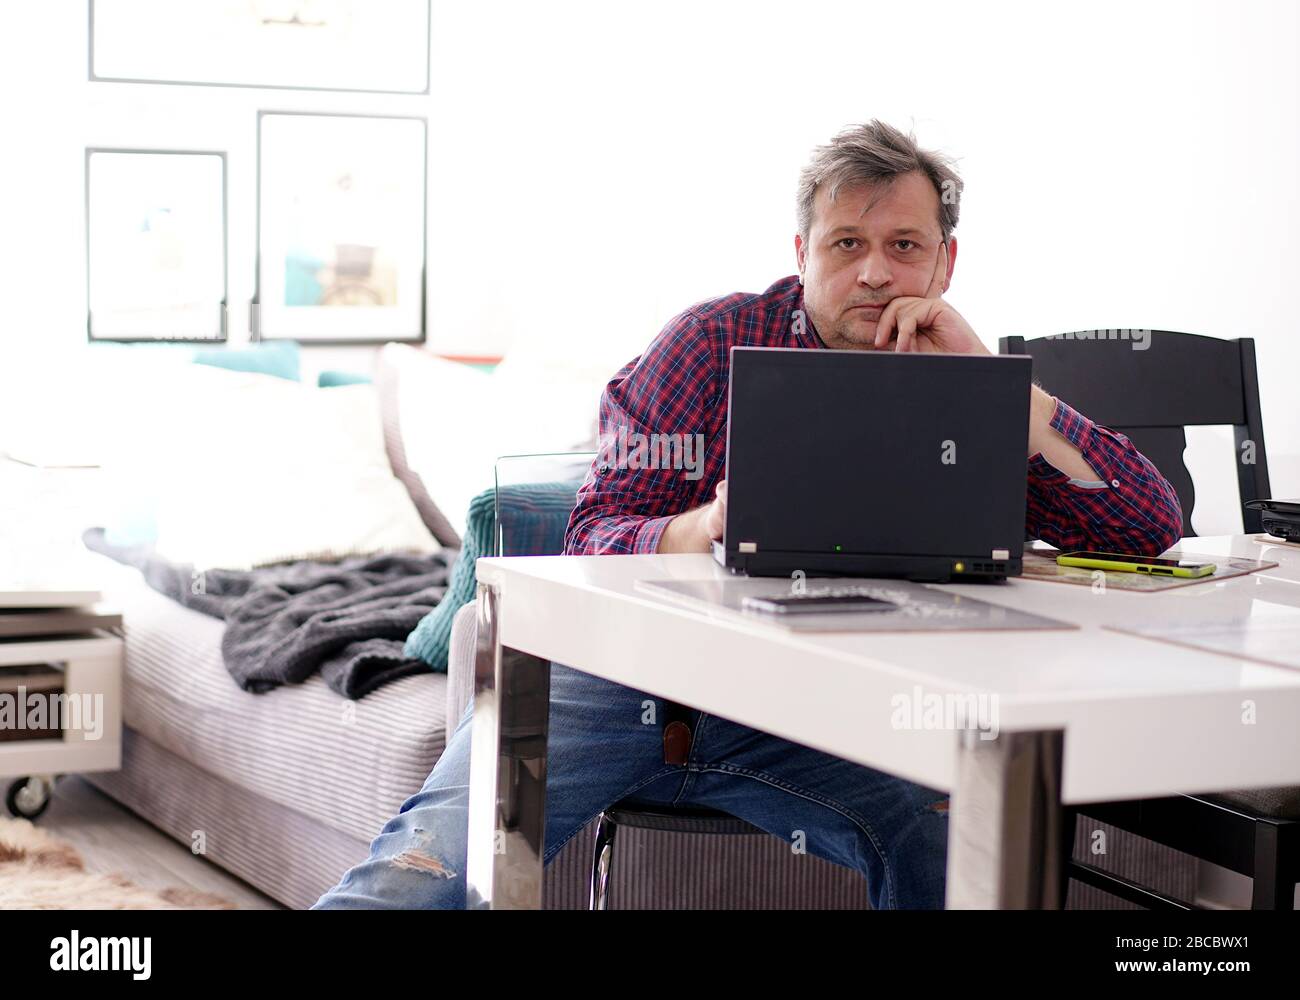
top-left (89, 0), bottom-right (431, 96)
top-left (85, 148), bottom-right (228, 343)
top-left (253, 111), bottom-right (427, 344)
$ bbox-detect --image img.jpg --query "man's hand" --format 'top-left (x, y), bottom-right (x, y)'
top-left (657, 479), bottom-right (726, 553)
top-left (703, 479), bottom-right (727, 541)
top-left (873, 243), bottom-right (989, 355)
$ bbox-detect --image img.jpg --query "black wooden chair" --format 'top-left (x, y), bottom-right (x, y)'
top-left (1000, 329), bottom-right (1298, 909)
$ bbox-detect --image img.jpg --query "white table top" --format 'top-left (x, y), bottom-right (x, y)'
top-left (477, 535), bottom-right (1300, 804)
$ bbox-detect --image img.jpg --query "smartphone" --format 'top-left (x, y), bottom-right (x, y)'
top-left (1055, 551), bottom-right (1216, 578)
top-left (742, 593), bottom-right (898, 614)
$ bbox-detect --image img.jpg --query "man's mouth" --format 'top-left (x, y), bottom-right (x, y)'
top-left (848, 303), bottom-right (885, 315)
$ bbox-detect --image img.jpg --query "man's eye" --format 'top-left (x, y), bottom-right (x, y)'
top-left (895, 240), bottom-right (916, 252)
top-left (837, 238), bottom-right (860, 250)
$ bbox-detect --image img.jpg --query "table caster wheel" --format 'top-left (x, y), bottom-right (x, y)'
top-left (6, 776), bottom-right (53, 820)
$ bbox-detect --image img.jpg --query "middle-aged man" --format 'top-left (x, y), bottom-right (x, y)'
top-left (315, 120), bottom-right (1182, 911)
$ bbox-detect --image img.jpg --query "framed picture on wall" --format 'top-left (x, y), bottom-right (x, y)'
top-left (254, 112), bottom-right (427, 343)
top-left (90, 0), bottom-right (431, 95)
top-left (86, 149), bottom-right (228, 342)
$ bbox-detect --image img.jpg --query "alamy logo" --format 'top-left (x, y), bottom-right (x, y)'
top-left (597, 425), bottom-right (705, 481)
top-left (0, 689), bottom-right (103, 740)
top-left (50, 931), bottom-right (151, 980)
top-left (890, 684), bottom-right (1000, 740)
top-left (1045, 328), bottom-right (1151, 351)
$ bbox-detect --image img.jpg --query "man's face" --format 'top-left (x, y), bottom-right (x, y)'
top-left (796, 170), bottom-right (954, 351)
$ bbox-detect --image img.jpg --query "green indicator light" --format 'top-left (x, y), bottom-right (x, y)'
top-left (834, 544), bottom-right (843, 552)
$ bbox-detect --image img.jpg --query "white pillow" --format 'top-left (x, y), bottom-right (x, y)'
top-left (133, 371), bottom-right (437, 570)
top-left (488, 352), bottom-right (607, 455)
top-left (152, 463), bottom-right (437, 571)
top-left (379, 344), bottom-right (604, 541)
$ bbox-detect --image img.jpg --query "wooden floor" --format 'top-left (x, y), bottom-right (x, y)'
top-left (30, 775), bottom-right (282, 910)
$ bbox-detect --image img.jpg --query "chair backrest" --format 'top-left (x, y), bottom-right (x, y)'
top-left (998, 331), bottom-right (1271, 535)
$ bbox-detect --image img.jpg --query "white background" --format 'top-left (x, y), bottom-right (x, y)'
top-left (1, 0), bottom-right (1296, 514)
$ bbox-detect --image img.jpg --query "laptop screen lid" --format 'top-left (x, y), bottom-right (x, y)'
top-left (722, 346), bottom-right (1032, 561)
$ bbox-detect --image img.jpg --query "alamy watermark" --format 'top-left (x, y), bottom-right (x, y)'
top-left (891, 683), bottom-right (1000, 740)
top-left (597, 424), bottom-right (705, 481)
top-left (1045, 328), bottom-right (1151, 351)
top-left (50, 931), bottom-right (151, 980)
top-left (0, 689), bottom-right (104, 740)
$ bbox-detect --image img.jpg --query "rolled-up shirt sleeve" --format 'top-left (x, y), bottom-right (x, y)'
top-left (1025, 396), bottom-right (1184, 555)
top-left (564, 313), bottom-right (720, 556)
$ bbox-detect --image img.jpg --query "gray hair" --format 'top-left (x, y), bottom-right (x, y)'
top-left (796, 120), bottom-right (963, 244)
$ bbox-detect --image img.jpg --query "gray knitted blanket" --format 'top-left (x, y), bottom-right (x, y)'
top-left (83, 528), bottom-right (452, 699)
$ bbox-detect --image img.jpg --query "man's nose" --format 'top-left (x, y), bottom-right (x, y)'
top-left (856, 249), bottom-right (892, 289)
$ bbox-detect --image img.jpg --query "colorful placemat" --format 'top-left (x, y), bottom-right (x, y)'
top-left (1021, 550), bottom-right (1277, 592)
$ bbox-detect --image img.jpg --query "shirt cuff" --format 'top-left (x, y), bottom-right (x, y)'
top-left (632, 512), bottom-right (676, 554)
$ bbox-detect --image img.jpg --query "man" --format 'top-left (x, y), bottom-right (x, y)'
top-left (314, 121), bottom-right (1182, 911)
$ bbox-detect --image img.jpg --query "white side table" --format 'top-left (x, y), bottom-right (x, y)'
top-left (0, 630), bottom-right (124, 819)
top-left (1, 455), bottom-right (126, 817)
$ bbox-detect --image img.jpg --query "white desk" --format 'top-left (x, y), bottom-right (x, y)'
top-left (466, 534), bottom-right (1300, 909)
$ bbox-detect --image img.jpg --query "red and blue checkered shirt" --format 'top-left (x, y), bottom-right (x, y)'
top-left (564, 275), bottom-right (1183, 557)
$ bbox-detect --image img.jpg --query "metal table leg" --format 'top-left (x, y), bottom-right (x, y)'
top-left (946, 728), bottom-right (1066, 909)
top-left (465, 582), bottom-right (552, 909)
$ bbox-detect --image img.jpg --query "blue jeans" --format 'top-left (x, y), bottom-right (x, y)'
top-left (312, 662), bottom-right (949, 909)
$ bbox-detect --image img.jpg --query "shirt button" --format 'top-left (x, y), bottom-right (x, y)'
top-left (1111, 478), bottom-right (1120, 487)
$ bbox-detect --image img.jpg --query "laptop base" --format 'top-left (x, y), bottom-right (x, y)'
top-left (711, 541), bottom-right (1018, 583)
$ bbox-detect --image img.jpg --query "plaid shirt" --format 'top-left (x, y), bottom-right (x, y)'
top-left (564, 275), bottom-right (1183, 558)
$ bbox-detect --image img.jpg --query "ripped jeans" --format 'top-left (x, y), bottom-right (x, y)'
top-left (311, 662), bottom-right (949, 910)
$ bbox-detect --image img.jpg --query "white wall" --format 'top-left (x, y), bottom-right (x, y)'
top-left (1, 0), bottom-right (1297, 504)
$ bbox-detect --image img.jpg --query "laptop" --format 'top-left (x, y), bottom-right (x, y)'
top-left (713, 346), bottom-right (1033, 582)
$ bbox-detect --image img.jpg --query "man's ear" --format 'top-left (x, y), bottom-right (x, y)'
top-left (945, 236), bottom-right (957, 290)
top-left (794, 233), bottom-right (806, 284)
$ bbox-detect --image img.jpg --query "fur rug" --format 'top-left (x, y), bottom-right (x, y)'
top-left (0, 817), bottom-right (236, 909)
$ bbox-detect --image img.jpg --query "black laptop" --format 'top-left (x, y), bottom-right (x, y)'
top-left (713, 346), bottom-right (1033, 582)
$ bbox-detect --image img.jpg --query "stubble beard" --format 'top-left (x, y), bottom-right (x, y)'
top-left (813, 307), bottom-right (883, 352)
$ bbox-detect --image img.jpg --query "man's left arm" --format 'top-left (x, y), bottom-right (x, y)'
top-left (1025, 385), bottom-right (1183, 555)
